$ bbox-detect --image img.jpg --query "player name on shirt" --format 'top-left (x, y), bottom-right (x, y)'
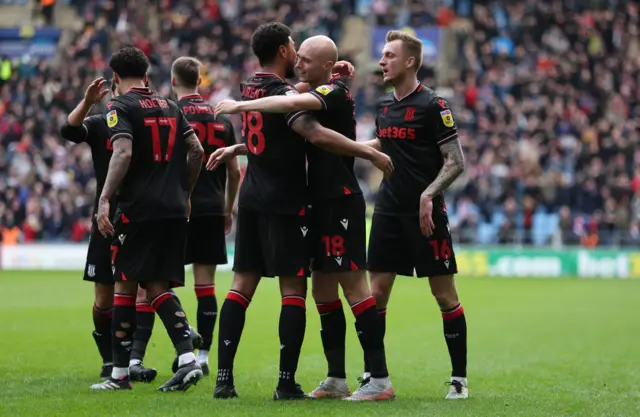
top-left (374, 83), bottom-right (459, 216)
top-left (237, 73), bottom-right (307, 214)
top-left (178, 94), bottom-right (234, 217)
top-left (306, 76), bottom-right (362, 201)
top-left (106, 87), bottom-right (194, 223)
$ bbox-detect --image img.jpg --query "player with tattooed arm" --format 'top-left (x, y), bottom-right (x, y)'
top-left (91, 47), bottom-right (204, 392)
top-left (60, 78), bottom-right (159, 383)
top-left (365, 30), bottom-right (469, 399)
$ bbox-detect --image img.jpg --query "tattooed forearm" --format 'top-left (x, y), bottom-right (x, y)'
top-left (424, 139), bottom-right (465, 198)
top-left (292, 114), bottom-right (375, 159)
top-left (185, 132), bottom-right (204, 194)
top-left (100, 138), bottom-right (132, 201)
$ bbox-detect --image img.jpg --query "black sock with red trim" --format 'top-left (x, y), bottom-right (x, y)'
top-left (353, 297), bottom-right (388, 378)
top-left (442, 303), bottom-right (467, 378)
top-left (316, 299), bottom-right (346, 378)
top-left (278, 295), bottom-right (306, 388)
top-left (217, 290), bottom-right (250, 387)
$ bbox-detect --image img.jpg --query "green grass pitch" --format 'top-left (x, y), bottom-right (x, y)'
top-left (1, 271), bottom-right (639, 416)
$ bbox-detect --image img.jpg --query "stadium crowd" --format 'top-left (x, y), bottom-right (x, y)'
top-left (0, 0), bottom-right (638, 247)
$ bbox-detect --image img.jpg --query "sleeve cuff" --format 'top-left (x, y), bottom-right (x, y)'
top-left (285, 111), bottom-right (309, 127)
top-left (307, 90), bottom-right (327, 111)
top-left (111, 132), bottom-right (133, 143)
top-left (437, 132), bottom-right (458, 145)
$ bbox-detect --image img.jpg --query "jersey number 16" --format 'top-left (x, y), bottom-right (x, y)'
top-left (241, 111), bottom-right (265, 155)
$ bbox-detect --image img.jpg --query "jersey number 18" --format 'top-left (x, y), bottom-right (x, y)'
top-left (241, 111), bottom-right (265, 155)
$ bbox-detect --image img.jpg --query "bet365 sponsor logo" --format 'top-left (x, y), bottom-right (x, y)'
top-left (577, 251), bottom-right (629, 279)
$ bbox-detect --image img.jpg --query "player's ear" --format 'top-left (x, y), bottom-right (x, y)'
top-left (324, 60), bottom-right (335, 72)
top-left (406, 56), bottom-right (415, 70)
top-left (279, 44), bottom-right (288, 59)
top-left (197, 76), bottom-right (202, 87)
top-left (143, 73), bottom-right (149, 85)
top-left (113, 73), bottom-right (120, 85)
top-left (171, 76), bottom-right (176, 87)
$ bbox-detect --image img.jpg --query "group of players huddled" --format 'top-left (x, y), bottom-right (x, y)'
top-left (61, 22), bottom-right (468, 401)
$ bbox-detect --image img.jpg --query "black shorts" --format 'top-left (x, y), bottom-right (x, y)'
top-left (111, 218), bottom-right (188, 287)
top-left (83, 222), bottom-right (114, 284)
top-left (185, 215), bottom-right (227, 266)
top-left (367, 212), bottom-right (458, 278)
top-left (310, 195), bottom-right (366, 272)
top-left (233, 207), bottom-right (309, 278)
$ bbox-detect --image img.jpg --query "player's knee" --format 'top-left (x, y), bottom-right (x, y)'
top-left (279, 276), bottom-right (307, 298)
top-left (370, 277), bottom-right (393, 305)
top-left (340, 272), bottom-right (370, 304)
top-left (144, 282), bottom-right (170, 300)
top-left (193, 263), bottom-right (215, 286)
top-left (231, 271), bottom-right (260, 299)
top-left (311, 272), bottom-right (339, 302)
top-left (94, 283), bottom-right (114, 309)
top-left (135, 286), bottom-right (148, 304)
top-left (431, 288), bottom-right (459, 310)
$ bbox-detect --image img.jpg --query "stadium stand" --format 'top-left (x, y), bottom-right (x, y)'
top-left (0, 0), bottom-right (638, 248)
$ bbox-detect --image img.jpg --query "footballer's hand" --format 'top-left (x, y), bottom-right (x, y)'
top-left (206, 146), bottom-right (236, 171)
top-left (332, 60), bottom-right (355, 79)
top-left (419, 193), bottom-right (436, 237)
top-left (96, 198), bottom-right (114, 238)
top-left (214, 99), bottom-right (240, 117)
top-left (84, 77), bottom-right (109, 105)
top-left (224, 212), bottom-right (233, 235)
top-left (371, 150), bottom-right (394, 178)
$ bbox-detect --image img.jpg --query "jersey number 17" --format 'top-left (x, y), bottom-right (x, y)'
top-left (144, 117), bottom-right (177, 163)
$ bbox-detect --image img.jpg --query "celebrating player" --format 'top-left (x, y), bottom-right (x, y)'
top-left (91, 46), bottom-right (205, 392)
top-left (214, 35), bottom-right (394, 401)
top-left (60, 78), bottom-right (158, 383)
top-left (207, 22), bottom-right (393, 401)
top-left (171, 56), bottom-right (241, 375)
top-left (365, 30), bottom-right (468, 399)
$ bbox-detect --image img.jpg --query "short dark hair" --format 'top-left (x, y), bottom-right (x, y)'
top-left (172, 57), bottom-right (201, 89)
top-left (109, 46), bottom-right (149, 80)
top-left (250, 22), bottom-right (291, 66)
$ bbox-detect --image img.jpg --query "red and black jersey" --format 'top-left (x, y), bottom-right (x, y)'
top-left (178, 94), bottom-right (235, 217)
top-left (306, 77), bottom-right (362, 201)
top-left (374, 84), bottom-right (459, 216)
top-left (60, 114), bottom-right (117, 219)
top-left (238, 72), bottom-right (308, 214)
top-left (106, 87), bottom-right (194, 223)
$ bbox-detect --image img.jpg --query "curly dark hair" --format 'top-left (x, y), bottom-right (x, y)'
top-left (109, 46), bottom-right (149, 79)
top-left (250, 22), bottom-right (291, 66)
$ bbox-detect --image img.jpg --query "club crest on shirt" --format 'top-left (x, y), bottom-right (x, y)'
top-left (107, 110), bottom-right (118, 128)
top-left (315, 85), bottom-right (334, 96)
top-left (440, 109), bottom-right (454, 127)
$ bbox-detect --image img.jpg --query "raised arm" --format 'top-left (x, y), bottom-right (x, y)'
top-left (61, 78), bottom-right (109, 143)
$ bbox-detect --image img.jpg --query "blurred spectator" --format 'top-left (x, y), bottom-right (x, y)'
top-left (0, 0), bottom-right (637, 249)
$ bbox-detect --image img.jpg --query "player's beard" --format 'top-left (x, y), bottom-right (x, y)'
top-left (285, 63), bottom-right (296, 79)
